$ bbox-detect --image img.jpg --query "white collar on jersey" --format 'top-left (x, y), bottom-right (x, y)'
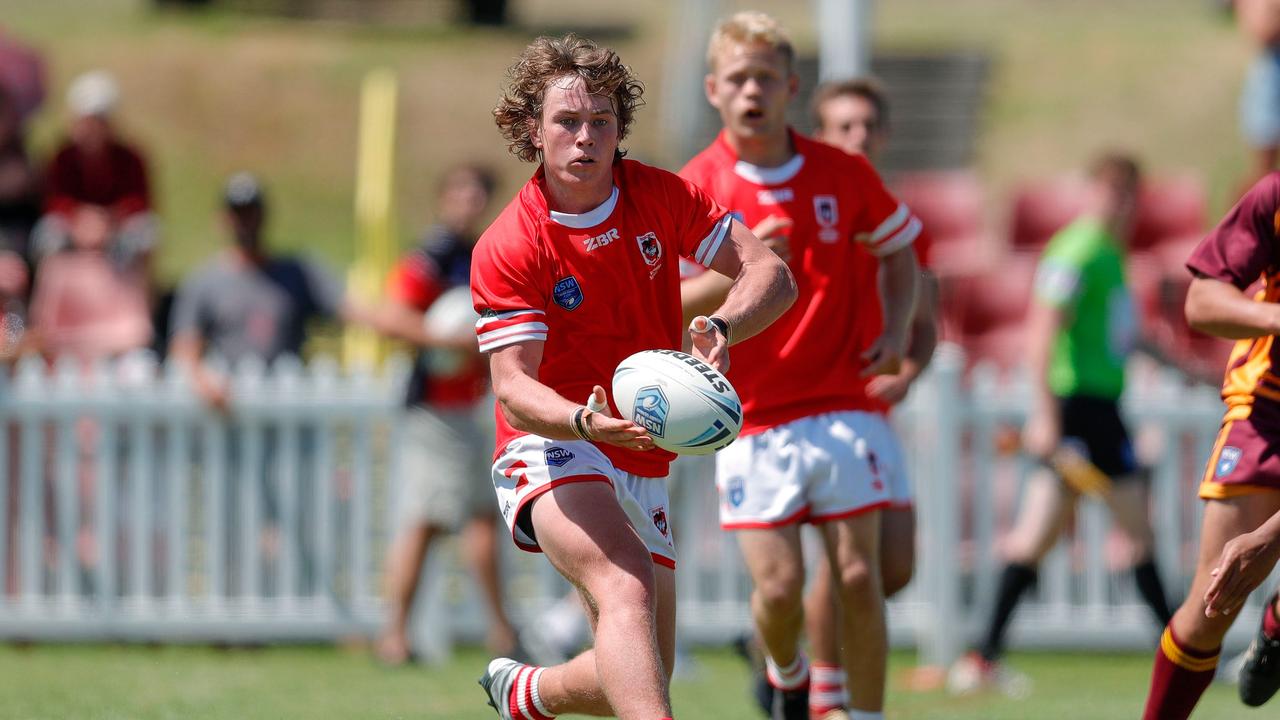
top-left (548, 186), bottom-right (620, 228)
top-left (733, 154), bottom-right (805, 185)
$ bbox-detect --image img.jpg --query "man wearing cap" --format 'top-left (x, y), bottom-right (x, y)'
top-left (34, 69), bottom-right (156, 269)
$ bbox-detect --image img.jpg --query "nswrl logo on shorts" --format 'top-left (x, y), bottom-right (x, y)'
top-left (1217, 446), bottom-right (1242, 478)
top-left (727, 477), bottom-right (745, 508)
top-left (544, 447), bottom-right (575, 468)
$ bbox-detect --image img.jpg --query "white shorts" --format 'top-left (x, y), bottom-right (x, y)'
top-left (492, 435), bottom-right (676, 568)
top-left (715, 410), bottom-right (907, 529)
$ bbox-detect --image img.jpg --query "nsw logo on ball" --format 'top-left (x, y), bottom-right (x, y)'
top-left (632, 385), bottom-right (670, 438)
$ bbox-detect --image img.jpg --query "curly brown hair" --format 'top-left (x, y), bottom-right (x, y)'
top-left (494, 34), bottom-right (645, 163)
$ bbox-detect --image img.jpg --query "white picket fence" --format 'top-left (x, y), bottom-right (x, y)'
top-left (0, 346), bottom-right (1270, 665)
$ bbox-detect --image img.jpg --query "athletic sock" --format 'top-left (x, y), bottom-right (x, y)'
top-left (508, 665), bottom-right (554, 720)
top-left (1132, 557), bottom-right (1174, 626)
top-left (1141, 625), bottom-right (1219, 720)
top-left (808, 662), bottom-right (845, 717)
top-left (979, 563), bottom-right (1037, 662)
top-left (1263, 593), bottom-right (1280, 641)
top-left (766, 650), bottom-right (810, 691)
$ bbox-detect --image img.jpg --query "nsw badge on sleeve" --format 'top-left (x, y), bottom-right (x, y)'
top-left (553, 276), bottom-right (584, 311)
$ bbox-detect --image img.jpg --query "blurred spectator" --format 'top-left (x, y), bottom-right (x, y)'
top-left (0, 85), bottom-right (38, 359)
top-left (1237, 0), bottom-right (1280, 191)
top-left (32, 70), bottom-right (157, 271)
top-left (0, 25), bottom-right (46, 126)
top-left (169, 173), bottom-right (358, 409)
top-left (370, 165), bottom-right (523, 664)
top-left (24, 203), bottom-right (152, 363)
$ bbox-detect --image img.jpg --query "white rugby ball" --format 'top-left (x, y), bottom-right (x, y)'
top-left (612, 349), bottom-right (742, 455)
top-left (422, 285), bottom-right (479, 376)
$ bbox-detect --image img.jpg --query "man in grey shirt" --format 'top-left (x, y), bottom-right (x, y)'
top-left (170, 173), bottom-right (351, 409)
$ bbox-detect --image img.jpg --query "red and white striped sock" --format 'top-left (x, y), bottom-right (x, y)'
top-left (766, 650), bottom-right (810, 691)
top-left (507, 665), bottom-right (555, 720)
top-left (809, 662), bottom-right (845, 717)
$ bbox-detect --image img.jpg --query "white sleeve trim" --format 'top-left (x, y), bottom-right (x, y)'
top-left (478, 324), bottom-right (549, 352)
top-left (871, 216), bottom-right (921, 257)
top-left (475, 308), bottom-right (546, 330)
top-left (869, 202), bottom-right (911, 244)
top-left (694, 214), bottom-right (733, 266)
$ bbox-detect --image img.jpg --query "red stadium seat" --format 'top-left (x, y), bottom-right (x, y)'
top-left (890, 170), bottom-right (995, 277)
top-left (1130, 175), bottom-right (1207, 253)
top-left (939, 250), bottom-right (1039, 371)
top-left (1008, 177), bottom-right (1089, 251)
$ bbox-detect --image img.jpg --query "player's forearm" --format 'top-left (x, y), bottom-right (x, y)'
top-left (493, 372), bottom-right (585, 440)
top-left (1024, 303), bottom-right (1059, 409)
top-left (680, 271), bottom-right (734, 326)
top-left (1185, 276), bottom-right (1280, 339)
top-left (877, 246), bottom-right (919, 347)
top-left (905, 271), bottom-right (939, 373)
top-left (712, 253), bottom-right (796, 344)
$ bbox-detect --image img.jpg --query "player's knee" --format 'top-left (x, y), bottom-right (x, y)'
top-left (755, 571), bottom-right (805, 616)
top-left (592, 560), bottom-right (657, 612)
top-left (834, 558), bottom-right (881, 609)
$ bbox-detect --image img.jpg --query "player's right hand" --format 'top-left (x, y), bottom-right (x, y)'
top-left (752, 215), bottom-right (793, 263)
top-left (584, 385), bottom-right (654, 451)
top-left (195, 371), bottom-right (232, 415)
top-left (689, 315), bottom-right (729, 372)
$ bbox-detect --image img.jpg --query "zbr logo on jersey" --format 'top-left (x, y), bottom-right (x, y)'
top-left (544, 447), bottom-right (575, 468)
top-left (636, 232), bottom-right (662, 267)
top-left (632, 385), bottom-right (670, 437)
top-left (1217, 446), bottom-right (1243, 478)
top-left (814, 195), bottom-right (840, 243)
top-left (553, 276), bottom-right (584, 311)
top-left (651, 506), bottom-right (669, 537)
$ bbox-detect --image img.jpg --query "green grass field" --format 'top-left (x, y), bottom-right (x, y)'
top-left (0, 644), bottom-right (1258, 719)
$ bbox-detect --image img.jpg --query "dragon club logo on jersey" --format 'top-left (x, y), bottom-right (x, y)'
top-left (636, 232), bottom-right (662, 266)
top-left (1217, 446), bottom-right (1242, 478)
top-left (814, 194), bottom-right (840, 243)
top-left (632, 385), bottom-right (670, 437)
top-left (553, 276), bottom-right (584, 311)
top-left (651, 506), bottom-right (669, 537)
top-left (544, 447), bottom-right (575, 468)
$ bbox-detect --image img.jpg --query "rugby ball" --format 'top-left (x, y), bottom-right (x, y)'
top-left (612, 349), bottom-right (743, 455)
top-left (422, 285), bottom-right (479, 376)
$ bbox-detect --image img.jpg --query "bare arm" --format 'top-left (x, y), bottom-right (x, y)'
top-left (861, 244), bottom-right (920, 377)
top-left (701, 219), bottom-right (797, 344)
top-left (170, 331), bottom-right (230, 413)
top-left (1022, 299), bottom-right (1066, 457)
top-left (1185, 275), bottom-right (1280, 339)
top-left (489, 341), bottom-right (653, 451)
top-left (344, 297), bottom-right (475, 351)
top-left (1238, 0), bottom-right (1280, 46)
top-left (906, 269), bottom-right (939, 373)
top-left (680, 270), bottom-right (733, 327)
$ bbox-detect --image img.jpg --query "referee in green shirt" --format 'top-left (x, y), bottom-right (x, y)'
top-left (948, 153), bottom-right (1174, 696)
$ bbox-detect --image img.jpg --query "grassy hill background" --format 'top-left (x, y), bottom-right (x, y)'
top-left (5, 0), bottom-right (1251, 285)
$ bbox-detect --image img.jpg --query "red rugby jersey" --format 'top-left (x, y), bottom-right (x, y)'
top-left (471, 159), bottom-right (732, 477)
top-left (680, 130), bottom-right (921, 433)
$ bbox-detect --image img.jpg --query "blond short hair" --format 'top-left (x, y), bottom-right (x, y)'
top-left (706, 11), bottom-right (795, 71)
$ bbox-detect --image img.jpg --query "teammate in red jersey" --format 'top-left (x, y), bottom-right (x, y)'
top-left (680, 13), bottom-right (920, 720)
top-left (1142, 172), bottom-right (1280, 717)
top-left (472, 34), bottom-right (795, 720)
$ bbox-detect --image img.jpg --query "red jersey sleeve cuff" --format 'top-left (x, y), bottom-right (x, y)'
top-left (693, 214), bottom-right (733, 267)
top-left (863, 203), bottom-right (922, 257)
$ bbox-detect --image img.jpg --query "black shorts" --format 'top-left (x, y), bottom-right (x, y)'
top-left (1058, 394), bottom-right (1139, 478)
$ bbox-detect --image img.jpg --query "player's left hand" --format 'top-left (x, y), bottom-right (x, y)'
top-left (865, 361), bottom-right (921, 405)
top-left (689, 315), bottom-right (729, 373)
top-left (1204, 527), bottom-right (1280, 618)
top-left (860, 333), bottom-right (904, 378)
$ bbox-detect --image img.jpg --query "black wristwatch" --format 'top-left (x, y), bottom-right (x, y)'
top-left (707, 314), bottom-right (731, 343)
